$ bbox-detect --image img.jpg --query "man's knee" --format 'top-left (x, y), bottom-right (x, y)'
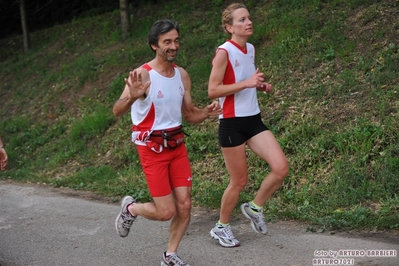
top-left (176, 198), bottom-right (191, 215)
top-left (158, 207), bottom-right (176, 221)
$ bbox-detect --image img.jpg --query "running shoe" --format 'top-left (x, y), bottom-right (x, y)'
top-left (240, 202), bottom-right (268, 235)
top-left (161, 252), bottom-right (191, 266)
top-left (115, 196), bottom-right (136, 237)
top-left (210, 224), bottom-right (240, 247)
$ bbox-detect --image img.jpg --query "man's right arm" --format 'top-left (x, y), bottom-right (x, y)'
top-left (112, 91), bottom-right (135, 117)
top-left (112, 68), bottom-right (151, 117)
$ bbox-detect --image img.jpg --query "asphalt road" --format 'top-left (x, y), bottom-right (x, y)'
top-left (0, 180), bottom-right (398, 266)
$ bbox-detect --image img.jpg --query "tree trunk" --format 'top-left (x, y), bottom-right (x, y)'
top-left (19, 0), bottom-right (30, 53)
top-left (120, 0), bottom-right (131, 40)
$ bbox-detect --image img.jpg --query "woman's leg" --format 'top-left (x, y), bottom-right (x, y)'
top-left (219, 143), bottom-right (248, 224)
top-left (247, 130), bottom-right (289, 206)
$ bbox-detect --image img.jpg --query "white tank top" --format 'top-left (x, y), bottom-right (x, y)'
top-left (131, 63), bottom-right (185, 132)
top-left (214, 40), bottom-right (260, 119)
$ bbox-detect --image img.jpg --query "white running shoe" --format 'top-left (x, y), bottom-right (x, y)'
top-left (210, 223), bottom-right (240, 247)
top-left (161, 252), bottom-right (191, 266)
top-left (115, 196), bottom-right (136, 237)
top-left (241, 202), bottom-right (268, 235)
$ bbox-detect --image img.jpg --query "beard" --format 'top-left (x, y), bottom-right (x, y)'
top-left (165, 49), bottom-right (178, 62)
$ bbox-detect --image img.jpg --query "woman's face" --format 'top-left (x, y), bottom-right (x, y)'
top-left (228, 8), bottom-right (253, 36)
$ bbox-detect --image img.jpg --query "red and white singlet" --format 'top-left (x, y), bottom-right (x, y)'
top-left (131, 63), bottom-right (185, 146)
top-left (214, 40), bottom-right (260, 119)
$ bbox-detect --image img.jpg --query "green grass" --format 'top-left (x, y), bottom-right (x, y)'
top-left (1, 0), bottom-right (398, 231)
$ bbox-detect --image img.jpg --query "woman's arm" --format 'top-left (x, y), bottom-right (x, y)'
top-left (208, 49), bottom-right (266, 99)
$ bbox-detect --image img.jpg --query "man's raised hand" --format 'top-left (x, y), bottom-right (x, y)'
top-left (125, 69), bottom-right (151, 100)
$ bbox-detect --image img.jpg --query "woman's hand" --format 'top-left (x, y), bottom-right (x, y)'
top-left (246, 68), bottom-right (265, 88)
top-left (257, 82), bottom-right (273, 93)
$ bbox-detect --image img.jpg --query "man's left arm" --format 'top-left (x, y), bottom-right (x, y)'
top-left (179, 68), bottom-right (222, 123)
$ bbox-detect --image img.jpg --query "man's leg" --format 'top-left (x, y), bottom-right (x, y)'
top-left (115, 194), bottom-right (176, 237)
top-left (166, 186), bottom-right (191, 253)
top-left (128, 145), bottom-right (178, 221)
top-left (128, 194), bottom-right (176, 221)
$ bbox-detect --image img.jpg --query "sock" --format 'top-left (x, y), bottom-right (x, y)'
top-left (166, 252), bottom-right (176, 257)
top-left (217, 220), bottom-right (229, 228)
top-left (249, 201), bottom-right (262, 213)
top-left (126, 203), bottom-right (136, 217)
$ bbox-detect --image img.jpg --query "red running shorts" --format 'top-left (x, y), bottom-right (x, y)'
top-left (136, 143), bottom-right (193, 197)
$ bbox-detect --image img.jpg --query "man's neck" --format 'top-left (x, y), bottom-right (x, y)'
top-left (148, 58), bottom-right (175, 77)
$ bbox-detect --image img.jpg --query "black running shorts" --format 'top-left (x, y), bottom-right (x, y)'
top-left (218, 113), bottom-right (269, 147)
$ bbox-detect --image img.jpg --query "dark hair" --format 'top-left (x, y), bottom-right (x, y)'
top-left (148, 19), bottom-right (179, 52)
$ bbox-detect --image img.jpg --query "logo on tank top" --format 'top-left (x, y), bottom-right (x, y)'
top-left (157, 90), bottom-right (164, 99)
top-left (234, 59), bottom-right (240, 67)
top-left (179, 86), bottom-right (184, 96)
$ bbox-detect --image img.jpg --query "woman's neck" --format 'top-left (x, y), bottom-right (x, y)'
top-left (231, 35), bottom-right (248, 49)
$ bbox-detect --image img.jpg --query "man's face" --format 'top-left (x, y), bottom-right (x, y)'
top-left (153, 29), bottom-right (179, 62)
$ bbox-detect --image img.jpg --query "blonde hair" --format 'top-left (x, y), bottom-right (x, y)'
top-left (221, 3), bottom-right (247, 34)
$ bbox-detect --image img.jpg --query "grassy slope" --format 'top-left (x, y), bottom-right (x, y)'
top-left (0, 0), bottom-right (398, 231)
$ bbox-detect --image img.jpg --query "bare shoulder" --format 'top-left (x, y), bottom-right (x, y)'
top-left (176, 66), bottom-right (191, 87)
top-left (134, 65), bottom-right (148, 74)
top-left (134, 65), bottom-right (150, 82)
top-left (176, 66), bottom-right (189, 78)
top-left (213, 48), bottom-right (228, 63)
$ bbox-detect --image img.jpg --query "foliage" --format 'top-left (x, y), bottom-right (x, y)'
top-left (1, 0), bottom-right (398, 231)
